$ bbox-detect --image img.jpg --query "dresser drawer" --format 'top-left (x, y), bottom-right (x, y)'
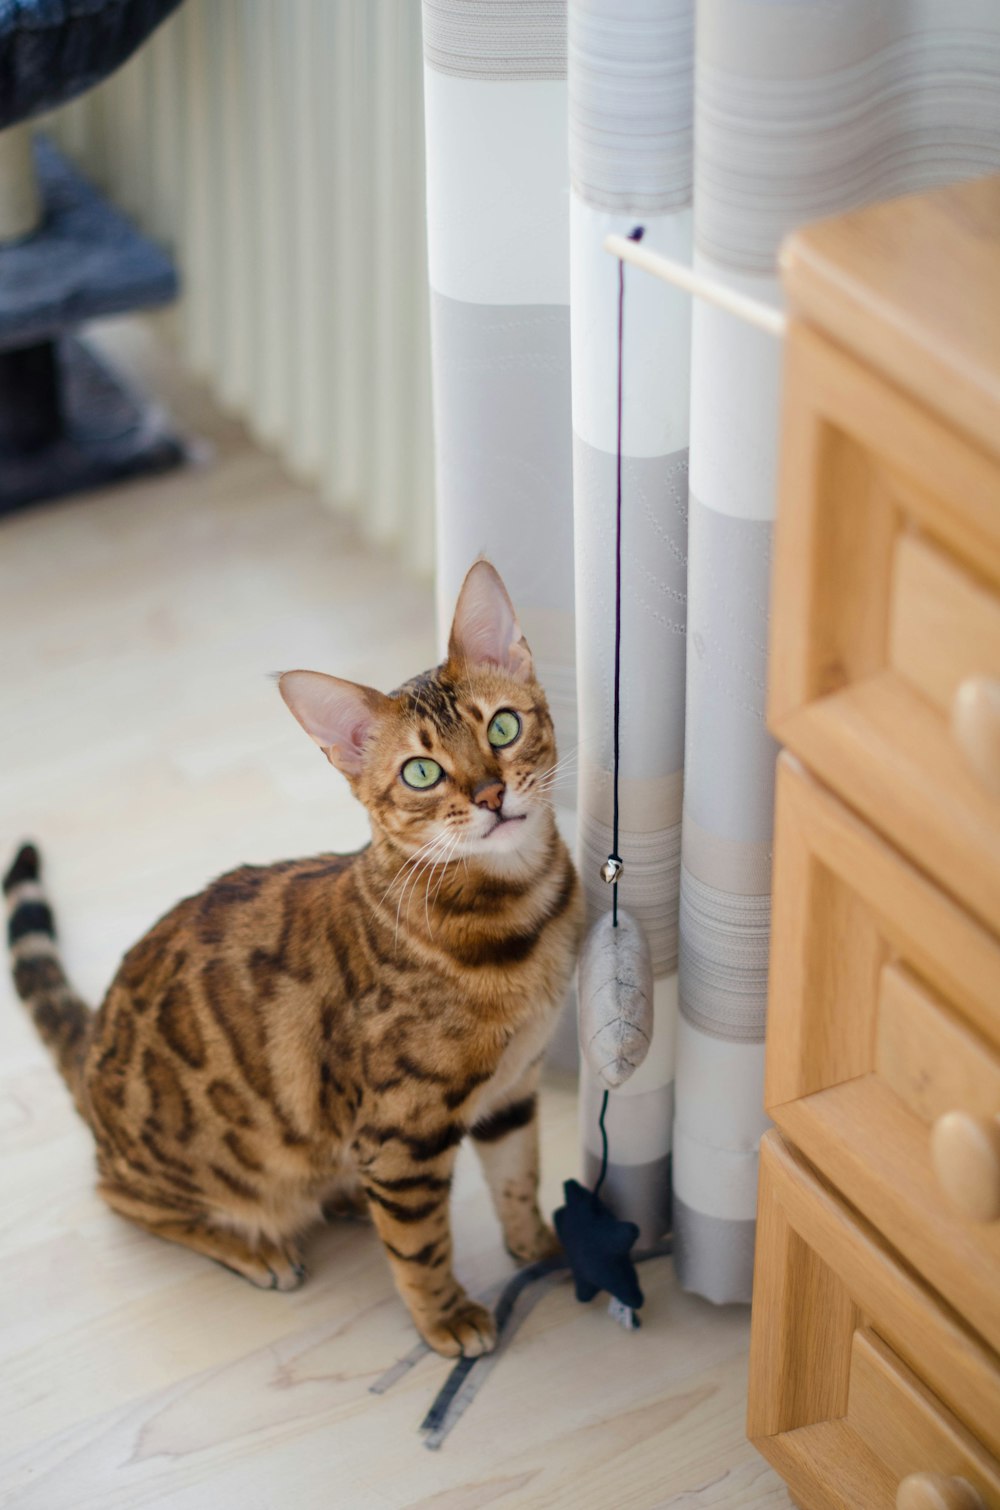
top-left (749, 1132), bottom-right (1000, 1509)
top-left (766, 756), bottom-right (1000, 1353)
top-left (848, 1331), bottom-right (1000, 1510)
top-left (889, 532), bottom-right (1000, 725)
top-left (769, 325), bottom-right (1000, 937)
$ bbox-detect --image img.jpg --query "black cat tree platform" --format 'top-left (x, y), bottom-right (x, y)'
top-left (0, 137), bottom-right (184, 513)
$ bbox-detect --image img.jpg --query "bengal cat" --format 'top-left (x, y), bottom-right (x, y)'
top-left (4, 560), bottom-right (582, 1357)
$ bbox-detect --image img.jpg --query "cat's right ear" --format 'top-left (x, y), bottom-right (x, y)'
top-left (448, 559), bottom-right (533, 681)
top-left (278, 671), bottom-right (390, 777)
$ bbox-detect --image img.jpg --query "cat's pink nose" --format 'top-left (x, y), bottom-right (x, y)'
top-left (474, 780), bottom-right (505, 812)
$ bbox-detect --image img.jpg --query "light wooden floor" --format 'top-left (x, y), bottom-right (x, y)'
top-left (0, 322), bottom-right (789, 1510)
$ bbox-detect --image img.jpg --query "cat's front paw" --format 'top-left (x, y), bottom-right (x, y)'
top-left (260, 1242), bottom-right (309, 1291)
top-left (271, 1255), bottom-right (309, 1291)
top-left (420, 1299), bottom-right (497, 1358)
top-left (506, 1218), bottom-right (562, 1265)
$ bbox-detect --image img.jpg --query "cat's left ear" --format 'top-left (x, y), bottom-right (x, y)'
top-left (447, 559), bottom-right (533, 682)
top-left (278, 671), bottom-right (391, 777)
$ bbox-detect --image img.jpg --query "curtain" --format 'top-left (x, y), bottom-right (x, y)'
top-left (424, 0), bottom-right (1000, 1305)
top-left (673, 0), bottom-right (1000, 1302)
top-left (569, 0), bottom-right (692, 1252)
top-left (422, 0), bottom-right (577, 769)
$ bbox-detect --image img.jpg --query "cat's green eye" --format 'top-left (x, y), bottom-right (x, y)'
top-left (401, 756), bottom-right (443, 790)
top-left (487, 709), bottom-right (521, 748)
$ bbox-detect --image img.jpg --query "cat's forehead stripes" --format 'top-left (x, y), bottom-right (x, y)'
top-left (393, 669), bottom-right (463, 732)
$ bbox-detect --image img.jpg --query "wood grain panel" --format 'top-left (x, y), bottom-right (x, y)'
top-left (769, 332), bottom-right (899, 729)
top-left (770, 327), bottom-right (1000, 740)
top-left (746, 1149), bottom-right (859, 1441)
top-left (765, 762), bottom-right (884, 1109)
top-left (776, 677), bottom-right (1000, 942)
top-left (889, 534), bottom-right (1000, 716)
top-left (777, 1078), bottom-right (1000, 1357)
top-left (767, 757), bottom-right (1000, 1102)
top-left (760, 1421), bottom-right (897, 1510)
top-left (876, 965), bottom-right (1000, 1127)
top-left (847, 1330), bottom-right (1000, 1504)
top-left (781, 176), bottom-right (1000, 467)
top-left (751, 1134), bottom-right (1000, 1465)
top-left (767, 762), bottom-right (1000, 1350)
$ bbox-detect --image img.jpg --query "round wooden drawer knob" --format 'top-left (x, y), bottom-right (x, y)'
top-left (951, 677), bottom-right (1000, 798)
top-left (897, 1473), bottom-right (986, 1510)
top-left (930, 1111), bottom-right (1000, 1222)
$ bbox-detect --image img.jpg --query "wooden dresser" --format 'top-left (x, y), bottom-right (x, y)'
top-left (748, 177), bottom-right (1000, 1509)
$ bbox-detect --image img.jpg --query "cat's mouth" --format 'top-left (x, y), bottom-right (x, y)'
top-left (485, 813), bottom-right (527, 837)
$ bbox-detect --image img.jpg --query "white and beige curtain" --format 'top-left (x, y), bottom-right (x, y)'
top-left (570, 0), bottom-right (691, 1254)
top-left (423, 0), bottom-right (1000, 1303)
top-left (422, 0), bottom-right (577, 762)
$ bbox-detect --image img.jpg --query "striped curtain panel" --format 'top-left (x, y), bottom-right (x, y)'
top-left (674, 0), bottom-right (1000, 1302)
top-left (421, 0), bottom-right (577, 767)
top-left (423, 0), bottom-right (1000, 1305)
top-left (568, 0), bottom-right (692, 1250)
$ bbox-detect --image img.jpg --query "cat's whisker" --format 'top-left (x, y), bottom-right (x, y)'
top-left (424, 831), bottom-right (462, 917)
top-left (531, 749), bottom-right (580, 781)
top-left (533, 768), bottom-right (577, 792)
top-left (538, 749), bottom-right (581, 781)
top-left (531, 755), bottom-right (581, 796)
top-left (375, 834), bottom-right (443, 909)
top-left (535, 746), bottom-right (591, 796)
top-left (407, 835), bottom-right (456, 941)
top-left (396, 829), bottom-right (455, 942)
top-left (429, 834), bottom-right (462, 915)
top-left (532, 772), bottom-right (578, 799)
top-left (535, 741), bottom-right (583, 774)
top-left (370, 833), bottom-right (449, 930)
top-left (395, 839), bottom-right (450, 930)
top-left (425, 840), bottom-right (455, 926)
top-left (394, 832), bottom-right (452, 946)
top-left (423, 854), bottom-right (445, 934)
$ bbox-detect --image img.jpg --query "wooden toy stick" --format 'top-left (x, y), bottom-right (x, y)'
top-left (603, 232), bottom-right (788, 338)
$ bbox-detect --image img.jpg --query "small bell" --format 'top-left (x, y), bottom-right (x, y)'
top-left (600, 854), bottom-right (624, 885)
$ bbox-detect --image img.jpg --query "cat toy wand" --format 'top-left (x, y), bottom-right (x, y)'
top-left (372, 228), bottom-right (788, 1450)
top-left (553, 225), bottom-right (656, 1329)
top-left (373, 226), bottom-right (664, 1448)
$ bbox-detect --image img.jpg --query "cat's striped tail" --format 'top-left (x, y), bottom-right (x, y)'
top-left (4, 843), bottom-right (91, 1112)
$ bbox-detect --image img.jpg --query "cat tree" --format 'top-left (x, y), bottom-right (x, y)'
top-left (0, 0), bottom-right (185, 513)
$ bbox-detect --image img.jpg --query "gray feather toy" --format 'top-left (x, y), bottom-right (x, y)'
top-left (577, 907), bottom-right (653, 1089)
